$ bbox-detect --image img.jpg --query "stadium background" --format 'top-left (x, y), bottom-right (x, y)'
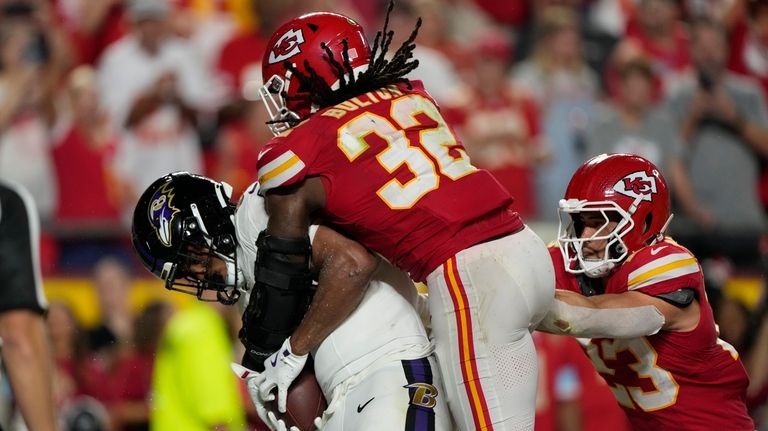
top-left (0, 0), bottom-right (766, 429)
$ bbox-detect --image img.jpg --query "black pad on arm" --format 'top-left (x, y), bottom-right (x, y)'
top-left (239, 231), bottom-right (314, 371)
top-left (655, 288), bottom-right (696, 308)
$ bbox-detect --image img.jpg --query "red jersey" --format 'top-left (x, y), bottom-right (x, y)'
top-left (549, 241), bottom-right (754, 430)
top-left (728, 19), bottom-right (768, 100)
top-left (52, 125), bottom-right (121, 223)
top-left (443, 84), bottom-right (541, 217)
top-left (257, 81), bottom-right (522, 281)
top-left (624, 20), bottom-right (691, 75)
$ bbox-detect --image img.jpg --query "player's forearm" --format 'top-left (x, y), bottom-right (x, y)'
top-left (0, 311), bottom-right (56, 431)
top-left (568, 291), bottom-right (654, 310)
top-left (557, 289), bottom-right (644, 309)
top-left (554, 289), bottom-right (597, 308)
top-left (538, 290), bottom-right (665, 338)
top-left (538, 297), bottom-right (665, 338)
top-left (290, 251), bottom-right (378, 355)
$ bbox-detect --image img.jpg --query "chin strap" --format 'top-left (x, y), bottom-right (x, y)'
top-left (215, 261), bottom-right (245, 305)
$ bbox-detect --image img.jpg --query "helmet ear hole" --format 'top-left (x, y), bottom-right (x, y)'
top-left (643, 213), bottom-right (653, 235)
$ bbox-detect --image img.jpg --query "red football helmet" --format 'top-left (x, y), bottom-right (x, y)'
top-left (557, 153), bottom-right (672, 278)
top-left (260, 12), bottom-right (371, 135)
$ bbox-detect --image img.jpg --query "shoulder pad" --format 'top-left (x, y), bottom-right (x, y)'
top-left (625, 244), bottom-right (700, 292)
top-left (257, 147), bottom-right (307, 192)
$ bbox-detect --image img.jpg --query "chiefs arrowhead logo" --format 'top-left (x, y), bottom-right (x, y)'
top-left (613, 171), bottom-right (657, 202)
top-left (268, 28), bottom-right (305, 65)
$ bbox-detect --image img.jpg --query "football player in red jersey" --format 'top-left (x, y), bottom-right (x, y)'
top-left (538, 153), bottom-right (754, 430)
top-left (251, 3), bottom-right (555, 430)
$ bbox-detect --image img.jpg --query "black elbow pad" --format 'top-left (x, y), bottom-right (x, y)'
top-left (239, 231), bottom-right (314, 371)
top-left (654, 288), bottom-right (696, 308)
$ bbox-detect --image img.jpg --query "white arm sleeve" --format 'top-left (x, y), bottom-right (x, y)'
top-left (537, 298), bottom-right (665, 339)
top-left (414, 292), bottom-right (431, 334)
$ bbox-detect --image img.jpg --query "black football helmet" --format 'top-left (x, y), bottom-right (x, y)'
top-left (131, 172), bottom-right (242, 304)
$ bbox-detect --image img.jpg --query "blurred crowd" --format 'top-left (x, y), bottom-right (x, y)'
top-left (38, 256), bottom-right (251, 431)
top-left (1, 0), bottom-right (768, 429)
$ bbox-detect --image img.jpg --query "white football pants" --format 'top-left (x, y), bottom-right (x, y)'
top-left (426, 226), bottom-right (555, 430)
top-left (322, 356), bottom-right (454, 430)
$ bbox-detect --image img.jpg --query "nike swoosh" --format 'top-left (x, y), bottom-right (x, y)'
top-left (650, 246), bottom-right (667, 256)
top-left (357, 397), bottom-right (374, 413)
top-left (270, 355), bottom-right (278, 367)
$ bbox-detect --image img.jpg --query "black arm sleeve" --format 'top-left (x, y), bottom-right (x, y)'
top-left (239, 231), bottom-right (314, 371)
top-left (655, 288), bottom-right (697, 308)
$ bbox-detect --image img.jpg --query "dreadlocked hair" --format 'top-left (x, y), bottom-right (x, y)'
top-left (283, 0), bottom-right (422, 114)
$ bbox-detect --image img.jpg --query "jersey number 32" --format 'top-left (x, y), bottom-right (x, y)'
top-left (337, 95), bottom-right (477, 209)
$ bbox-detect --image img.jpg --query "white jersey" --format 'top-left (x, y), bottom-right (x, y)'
top-left (234, 183), bottom-right (432, 396)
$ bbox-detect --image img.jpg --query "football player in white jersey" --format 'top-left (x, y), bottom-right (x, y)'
top-left (131, 172), bottom-right (452, 431)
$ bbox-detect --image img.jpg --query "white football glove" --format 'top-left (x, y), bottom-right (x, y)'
top-left (313, 413), bottom-right (329, 430)
top-left (230, 363), bottom-right (276, 429)
top-left (266, 411), bottom-right (300, 431)
top-left (259, 337), bottom-right (308, 413)
top-left (231, 362), bottom-right (307, 431)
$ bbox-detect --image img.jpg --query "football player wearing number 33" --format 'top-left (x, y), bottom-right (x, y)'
top-left (537, 154), bottom-right (754, 430)
top-left (254, 2), bottom-right (555, 430)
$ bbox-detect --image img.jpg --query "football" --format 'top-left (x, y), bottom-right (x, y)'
top-left (267, 365), bottom-right (327, 431)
